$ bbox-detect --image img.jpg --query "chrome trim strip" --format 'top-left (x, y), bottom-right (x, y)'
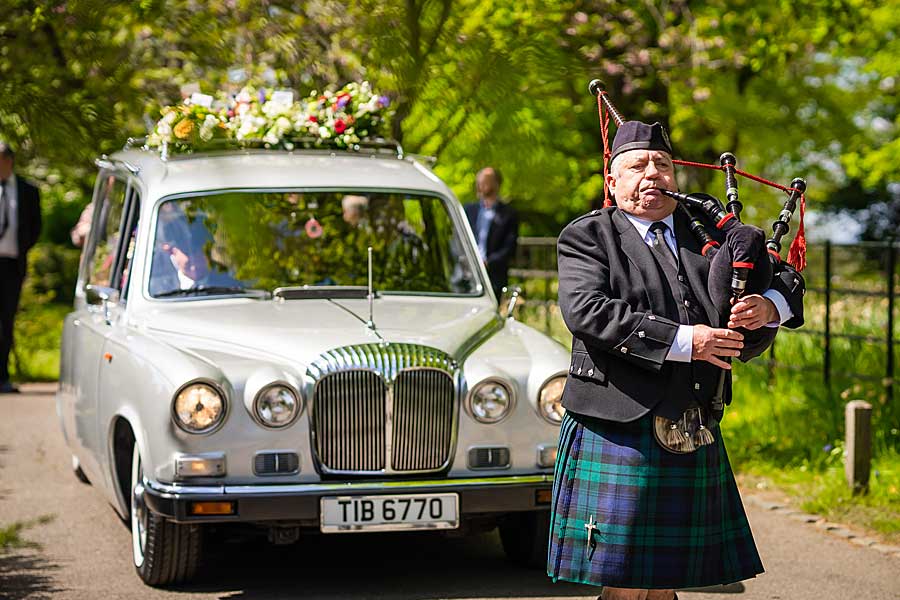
top-left (454, 314), bottom-right (505, 363)
top-left (307, 343), bottom-right (457, 382)
top-left (145, 474), bottom-right (551, 497)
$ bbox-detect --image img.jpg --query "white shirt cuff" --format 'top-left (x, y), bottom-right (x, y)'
top-left (666, 325), bottom-right (694, 362)
top-left (762, 289), bottom-right (793, 327)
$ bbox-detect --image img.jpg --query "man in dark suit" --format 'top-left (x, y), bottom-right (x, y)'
top-left (464, 167), bottom-right (518, 300)
top-left (546, 122), bottom-right (804, 599)
top-left (0, 141), bottom-right (42, 393)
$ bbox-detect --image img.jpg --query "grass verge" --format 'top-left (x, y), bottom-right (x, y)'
top-left (0, 516), bottom-right (55, 553)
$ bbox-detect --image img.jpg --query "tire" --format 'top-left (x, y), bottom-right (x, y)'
top-left (131, 443), bottom-right (202, 586)
top-left (498, 510), bottom-right (551, 569)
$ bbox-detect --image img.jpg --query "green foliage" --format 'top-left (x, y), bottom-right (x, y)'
top-left (9, 302), bottom-right (70, 383)
top-left (4, 1), bottom-right (899, 238)
top-left (22, 243), bottom-right (81, 304)
top-left (0, 515), bottom-right (55, 553)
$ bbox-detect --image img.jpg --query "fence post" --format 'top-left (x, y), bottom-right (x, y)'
top-left (845, 400), bottom-right (873, 494)
top-left (824, 240), bottom-right (832, 390)
top-left (887, 238), bottom-right (896, 405)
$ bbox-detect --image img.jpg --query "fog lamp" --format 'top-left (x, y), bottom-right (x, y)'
top-left (468, 380), bottom-right (513, 423)
top-left (537, 376), bottom-right (566, 424)
top-left (254, 384), bottom-right (300, 428)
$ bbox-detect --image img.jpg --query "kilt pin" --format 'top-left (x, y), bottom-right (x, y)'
top-left (547, 411), bottom-right (764, 589)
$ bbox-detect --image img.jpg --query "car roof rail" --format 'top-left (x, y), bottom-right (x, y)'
top-left (121, 136), bottom-right (411, 162)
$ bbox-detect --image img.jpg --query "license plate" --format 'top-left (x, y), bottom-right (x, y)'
top-left (320, 493), bottom-right (459, 533)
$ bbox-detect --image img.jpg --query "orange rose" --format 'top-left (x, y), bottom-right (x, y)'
top-left (174, 119), bottom-right (195, 140)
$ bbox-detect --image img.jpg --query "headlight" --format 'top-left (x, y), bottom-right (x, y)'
top-left (468, 379), bottom-right (513, 423)
top-left (253, 384), bottom-right (300, 428)
top-left (172, 382), bottom-right (226, 433)
top-left (538, 375), bottom-right (566, 424)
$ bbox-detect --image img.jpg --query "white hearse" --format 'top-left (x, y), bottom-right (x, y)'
top-left (57, 140), bottom-right (569, 585)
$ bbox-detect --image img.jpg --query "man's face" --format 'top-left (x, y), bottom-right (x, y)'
top-left (607, 150), bottom-right (678, 220)
top-left (476, 170), bottom-right (499, 200)
top-left (0, 155), bottom-right (13, 180)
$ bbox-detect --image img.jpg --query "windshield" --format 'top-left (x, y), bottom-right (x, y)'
top-left (148, 191), bottom-right (481, 298)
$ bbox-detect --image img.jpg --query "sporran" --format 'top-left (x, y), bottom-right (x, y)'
top-left (652, 405), bottom-right (717, 454)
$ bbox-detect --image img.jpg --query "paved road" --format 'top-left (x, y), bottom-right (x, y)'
top-left (1, 385), bottom-right (897, 599)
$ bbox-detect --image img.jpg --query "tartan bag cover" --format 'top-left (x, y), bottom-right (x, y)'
top-left (547, 411), bottom-right (764, 589)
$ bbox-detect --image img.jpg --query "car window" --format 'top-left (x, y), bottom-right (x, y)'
top-left (148, 191), bottom-right (480, 297)
top-left (85, 174), bottom-right (128, 288)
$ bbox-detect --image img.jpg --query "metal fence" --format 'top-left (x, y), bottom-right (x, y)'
top-left (509, 238), bottom-right (900, 402)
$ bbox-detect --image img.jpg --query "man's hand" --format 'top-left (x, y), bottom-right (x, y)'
top-left (729, 295), bottom-right (778, 330)
top-left (692, 325), bottom-right (744, 369)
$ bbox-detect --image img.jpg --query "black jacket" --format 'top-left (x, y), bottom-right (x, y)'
top-left (10, 178), bottom-right (41, 271)
top-left (464, 201), bottom-right (518, 293)
top-left (557, 207), bottom-right (803, 423)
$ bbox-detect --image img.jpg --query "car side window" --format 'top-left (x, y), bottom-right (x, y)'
top-left (83, 172), bottom-right (128, 289)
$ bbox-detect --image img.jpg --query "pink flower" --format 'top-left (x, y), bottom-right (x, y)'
top-left (334, 119), bottom-right (347, 134)
top-left (308, 115), bottom-right (318, 123)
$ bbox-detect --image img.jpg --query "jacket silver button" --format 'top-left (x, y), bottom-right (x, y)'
top-left (577, 367), bottom-right (582, 374)
top-left (694, 383), bottom-right (701, 390)
top-left (684, 299), bottom-right (691, 308)
top-left (648, 315), bottom-right (656, 320)
top-left (620, 347), bottom-right (628, 354)
top-left (677, 274), bottom-right (685, 282)
top-left (587, 368), bottom-right (594, 377)
top-left (638, 331), bottom-right (645, 338)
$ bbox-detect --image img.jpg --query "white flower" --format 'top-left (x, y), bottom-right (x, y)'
top-left (162, 111), bottom-right (177, 125)
top-left (319, 126), bottom-right (331, 138)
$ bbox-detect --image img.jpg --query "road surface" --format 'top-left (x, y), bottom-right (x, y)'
top-left (1, 384), bottom-right (897, 599)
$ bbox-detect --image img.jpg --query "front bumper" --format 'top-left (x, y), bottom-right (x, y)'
top-left (142, 474), bottom-right (553, 524)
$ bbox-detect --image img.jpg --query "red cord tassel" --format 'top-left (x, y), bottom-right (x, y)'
top-left (597, 93), bottom-right (613, 208)
top-left (786, 192), bottom-right (807, 272)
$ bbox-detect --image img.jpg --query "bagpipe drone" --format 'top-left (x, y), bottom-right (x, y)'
top-left (588, 80), bottom-right (807, 453)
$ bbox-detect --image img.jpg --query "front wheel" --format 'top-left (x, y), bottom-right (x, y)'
top-left (498, 510), bottom-right (551, 569)
top-left (131, 443), bottom-right (202, 586)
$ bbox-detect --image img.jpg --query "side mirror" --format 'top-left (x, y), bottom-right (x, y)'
top-left (503, 285), bottom-right (522, 320)
top-left (85, 284), bottom-right (120, 306)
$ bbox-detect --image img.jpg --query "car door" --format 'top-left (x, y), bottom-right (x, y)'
top-left (66, 170), bottom-right (130, 482)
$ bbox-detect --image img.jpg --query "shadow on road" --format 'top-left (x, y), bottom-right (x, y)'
top-left (175, 529), bottom-right (594, 599)
top-left (0, 550), bottom-right (66, 600)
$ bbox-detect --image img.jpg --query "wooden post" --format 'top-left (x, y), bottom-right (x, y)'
top-left (845, 400), bottom-right (873, 494)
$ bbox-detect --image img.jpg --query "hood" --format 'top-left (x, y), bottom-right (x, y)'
top-left (140, 296), bottom-right (500, 368)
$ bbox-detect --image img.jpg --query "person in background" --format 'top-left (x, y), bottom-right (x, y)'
top-left (70, 202), bottom-right (93, 248)
top-left (464, 167), bottom-right (519, 300)
top-left (0, 141), bottom-right (42, 394)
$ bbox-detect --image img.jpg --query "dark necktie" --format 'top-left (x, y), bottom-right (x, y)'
top-left (649, 221), bottom-right (677, 273)
top-left (0, 179), bottom-right (8, 239)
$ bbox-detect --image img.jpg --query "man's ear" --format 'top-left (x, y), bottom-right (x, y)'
top-left (605, 173), bottom-right (616, 196)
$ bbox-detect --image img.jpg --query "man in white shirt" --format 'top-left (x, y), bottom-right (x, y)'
top-left (0, 141), bottom-right (42, 393)
top-left (547, 121), bottom-right (805, 599)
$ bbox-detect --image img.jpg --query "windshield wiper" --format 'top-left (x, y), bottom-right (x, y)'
top-left (154, 285), bottom-right (270, 299)
top-left (272, 285), bottom-right (373, 300)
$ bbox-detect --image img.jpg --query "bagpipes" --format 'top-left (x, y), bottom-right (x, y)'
top-left (588, 80), bottom-right (807, 453)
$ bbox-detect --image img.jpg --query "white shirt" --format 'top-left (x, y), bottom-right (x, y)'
top-left (0, 174), bottom-right (19, 258)
top-left (622, 211), bottom-right (792, 362)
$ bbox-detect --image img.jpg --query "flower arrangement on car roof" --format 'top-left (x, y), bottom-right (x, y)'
top-left (146, 81), bottom-right (392, 154)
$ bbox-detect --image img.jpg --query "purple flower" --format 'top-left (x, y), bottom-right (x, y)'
top-left (823, 444), bottom-right (834, 452)
top-left (258, 88), bottom-right (267, 104)
top-left (378, 95), bottom-right (390, 107)
top-left (337, 96), bottom-right (350, 109)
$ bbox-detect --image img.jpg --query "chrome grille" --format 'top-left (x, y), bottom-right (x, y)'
top-left (391, 369), bottom-right (455, 471)
top-left (313, 370), bottom-right (386, 472)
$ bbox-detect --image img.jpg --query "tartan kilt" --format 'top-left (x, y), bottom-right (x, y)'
top-left (547, 410), bottom-right (763, 590)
